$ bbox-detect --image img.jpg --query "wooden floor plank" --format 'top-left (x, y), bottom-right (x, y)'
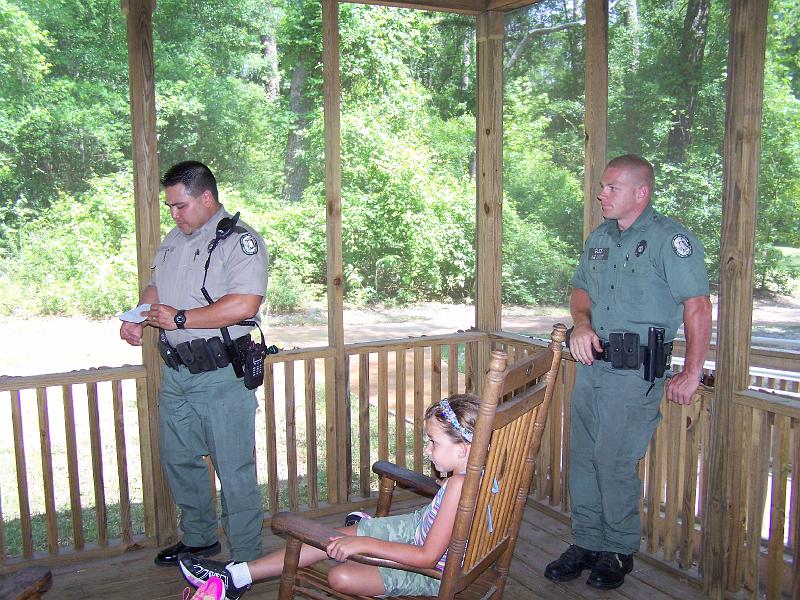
top-left (27, 501), bottom-right (708, 599)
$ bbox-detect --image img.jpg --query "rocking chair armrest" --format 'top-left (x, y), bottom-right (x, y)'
top-left (270, 511), bottom-right (443, 580)
top-left (372, 461), bottom-right (441, 497)
top-left (271, 511), bottom-right (342, 549)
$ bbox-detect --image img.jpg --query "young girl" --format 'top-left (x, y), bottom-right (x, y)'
top-left (179, 394), bottom-right (480, 599)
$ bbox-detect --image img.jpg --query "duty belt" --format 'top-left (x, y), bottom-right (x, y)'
top-left (594, 334), bottom-right (673, 372)
top-left (158, 333), bottom-right (251, 374)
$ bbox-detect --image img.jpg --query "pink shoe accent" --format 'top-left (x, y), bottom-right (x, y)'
top-left (187, 575), bottom-right (225, 600)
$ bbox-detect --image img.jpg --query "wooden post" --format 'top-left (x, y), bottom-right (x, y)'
top-left (703, 0), bottom-right (768, 596)
top-left (121, 0), bottom-right (176, 544)
top-left (583, 0), bottom-right (608, 239)
top-left (475, 11), bottom-right (504, 392)
top-left (322, 0), bottom-right (348, 503)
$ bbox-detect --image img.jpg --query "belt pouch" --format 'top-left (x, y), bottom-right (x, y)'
top-left (189, 338), bottom-right (218, 373)
top-left (623, 332), bottom-right (641, 369)
top-left (206, 337), bottom-right (230, 368)
top-left (609, 333), bottom-right (625, 369)
top-left (175, 342), bottom-right (202, 374)
top-left (158, 340), bottom-right (181, 370)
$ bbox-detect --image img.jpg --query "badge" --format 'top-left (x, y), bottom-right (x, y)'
top-left (635, 240), bottom-right (647, 257)
top-left (239, 233), bottom-right (258, 255)
top-left (671, 234), bottom-right (692, 257)
top-left (588, 248), bottom-right (609, 260)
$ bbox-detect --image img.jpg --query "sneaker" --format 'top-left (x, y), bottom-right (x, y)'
top-left (543, 545), bottom-right (600, 582)
top-left (344, 510), bottom-right (371, 527)
top-left (179, 555), bottom-right (251, 600)
top-left (586, 551), bottom-right (634, 589)
top-left (183, 575), bottom-right (225, 600)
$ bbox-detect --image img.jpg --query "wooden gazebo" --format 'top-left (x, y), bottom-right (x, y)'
top-left (0, 0), bottom-right (795, 598)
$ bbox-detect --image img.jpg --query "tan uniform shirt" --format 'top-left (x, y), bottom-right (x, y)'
top-left (150, 206), bottom-right (268, 346)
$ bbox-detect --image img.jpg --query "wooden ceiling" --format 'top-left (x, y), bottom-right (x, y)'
top-left (342, 0), bottom-right (544, 15)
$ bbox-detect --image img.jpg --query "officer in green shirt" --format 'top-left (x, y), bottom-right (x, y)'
top-left (544, 155), bottom-right (712, 589)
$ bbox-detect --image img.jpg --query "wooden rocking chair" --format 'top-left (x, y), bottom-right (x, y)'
top-left (271, 323), bottom-right (567, 599)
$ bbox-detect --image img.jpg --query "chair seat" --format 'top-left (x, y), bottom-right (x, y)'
top-left (0, 566), bottom-right (53, 600)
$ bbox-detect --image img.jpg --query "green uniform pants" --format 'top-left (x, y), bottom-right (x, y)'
top-left (568, 362), bottom-right (664, 554)
top-left (158, 364), bottom-right (263, 562)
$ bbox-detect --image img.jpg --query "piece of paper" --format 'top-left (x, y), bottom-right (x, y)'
top-left (118, 303), bottom-right (151, 323)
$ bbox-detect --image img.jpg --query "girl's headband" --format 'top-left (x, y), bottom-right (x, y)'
top-left (439, 399), bottom-right (473, 443)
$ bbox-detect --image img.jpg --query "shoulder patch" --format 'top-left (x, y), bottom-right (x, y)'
top-left (671, 234), bottom-right (692, 257)
top-left (239, 233), bottom-right (258, 256)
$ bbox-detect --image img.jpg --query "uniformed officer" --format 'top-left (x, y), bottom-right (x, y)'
top-left (120, 161), bottom-right (268, 567)
top-left (544, 155), bottom-right (712, 589)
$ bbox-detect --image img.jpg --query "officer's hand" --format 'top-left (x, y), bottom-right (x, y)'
top-left (143, 304), bottom-right (178, 330)
top-left (665, 370), bottom-right (700, 405)
top-left (120, 321), bottom-right (144, 346)
top-left (570, 323), bottom-right (602, 366)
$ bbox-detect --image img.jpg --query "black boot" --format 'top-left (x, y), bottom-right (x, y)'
top-left (154, 540), bottom-right (221, 566)
top-left (586, 551), bottom-right (634, 589)
top-left (544, 545), bottom-right (600, 582)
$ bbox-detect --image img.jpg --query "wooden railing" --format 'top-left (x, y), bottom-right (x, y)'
top-left (0, 366), bottom-right (153, 564)
top-left (1, 331), bottom-right (798, 599)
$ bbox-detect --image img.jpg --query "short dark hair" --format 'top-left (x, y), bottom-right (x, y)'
top-left (161, 161), bottom-right (218, 202)
top-left (607, 154), bottom-right (655, 191)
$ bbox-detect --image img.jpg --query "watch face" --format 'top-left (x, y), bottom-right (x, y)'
top-left (175, 311), bottom-right (186, 328)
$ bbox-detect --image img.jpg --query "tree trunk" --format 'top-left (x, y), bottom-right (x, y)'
top-left (260, 33), bottom-right (280, 101)
top-left (666, 0), bottom-right (711, 163)
top-left (283, 52), bottom-right (312, 203)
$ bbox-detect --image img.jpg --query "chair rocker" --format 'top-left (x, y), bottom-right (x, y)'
top-left (272, 323), bottom-right (567, 599)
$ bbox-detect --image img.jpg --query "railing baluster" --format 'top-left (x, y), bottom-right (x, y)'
top-left (431, 344), bottom-right (442, 405)
top-left (679, 401), bottom-right (701, 568)
top-left (745, 407), bottom-right (768, 594)
top-left (264, 364), bottom-right (279, 513)
top-left (10, 389), bottom-right (33, 558)
top-left (87, 382), bottom-right (107, 546)
top-left (305, 358), bottom-right (318, 508)
top-left (767, 414), bottom-right (790, 599)
top-left (358, 353), bottom-right (371, 497)
top-left (447, 343), bottom-right (458, 396)
top-left (791, 417), bottom-right (800, 600)
top-left (111, 380), bottom-right (133, 545)
top-left (62, 384), bottom-right (84, 549)
top-left (135, 374), bottom-right (156, 539)
top-left (36, 387), bottom-right (58, 554)
top-left (395, 350), bottom-right (406, 469)
top-left (727, 403), bottom-right (748, 588)
top-left (664, 401), bottom-right (681, 560)
top-left (285, 361), bottom-right (299, 511)
top-left (378, 351), bottom-right (389, 462)
top-left (0, 478), bottom-right (5, 562)
top-left (413, 347), bottom-right (425, 472)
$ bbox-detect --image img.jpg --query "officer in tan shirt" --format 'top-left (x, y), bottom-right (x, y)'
top-left (121, 161), bottom-right (268, 567)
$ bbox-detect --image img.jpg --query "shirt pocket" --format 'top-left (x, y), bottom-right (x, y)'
top-left (586, 258), bottom-right (612, 299)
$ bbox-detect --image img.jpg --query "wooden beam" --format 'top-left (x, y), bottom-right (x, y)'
top-left (583, 0), bottom-right (607, 240)
top-left (342, 0), bottom-right (485, 14)
top-left (703, 0), bottom-right (768, 596)
top-left (122, 0), bottom-right (176, 545)
top-left (475, 11), bottom-right (504, 393)
top-left (322, 0), bottom-right (348, 504)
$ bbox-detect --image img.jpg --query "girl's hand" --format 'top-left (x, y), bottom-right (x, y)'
top-left (326, 535), bottom-right (367, 562)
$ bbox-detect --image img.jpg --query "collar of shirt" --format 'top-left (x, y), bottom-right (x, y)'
top-left (607, 204), bottom-right (655, 241)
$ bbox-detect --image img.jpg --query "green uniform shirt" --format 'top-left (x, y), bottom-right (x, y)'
top-left (571, 205), bottom-right (709, 342)
top-left (150, 206), bottom-right (269, 346)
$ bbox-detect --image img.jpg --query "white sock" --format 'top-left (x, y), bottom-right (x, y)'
top-left (227, 561), bottom-right (253, 588)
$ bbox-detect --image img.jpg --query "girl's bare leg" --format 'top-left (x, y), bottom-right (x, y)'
top-left (247, 525), bottom-right (359, 581)
top-left (328, 562), bottom-right (386, 597)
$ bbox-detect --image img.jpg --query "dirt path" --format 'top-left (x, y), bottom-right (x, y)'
top-left (1, 298), bottom-right (798, 377)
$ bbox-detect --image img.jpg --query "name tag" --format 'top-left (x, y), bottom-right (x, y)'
top-left (588, 247), bottom-right (609, 260)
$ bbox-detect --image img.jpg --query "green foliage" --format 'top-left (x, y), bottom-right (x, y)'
top-left (2, 0), bottom-right (800, 320)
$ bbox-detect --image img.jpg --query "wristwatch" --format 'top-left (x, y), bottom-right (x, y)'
top-left (174, 309), bottom-right (187, 329)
